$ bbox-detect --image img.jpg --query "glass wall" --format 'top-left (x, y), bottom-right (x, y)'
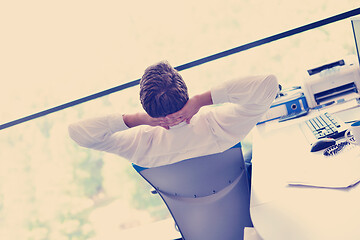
top-left (0, 1), bottom-right (359, 239)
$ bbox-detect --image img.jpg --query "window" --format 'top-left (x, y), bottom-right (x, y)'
top-left (0, 1), bottom-right (359, 239)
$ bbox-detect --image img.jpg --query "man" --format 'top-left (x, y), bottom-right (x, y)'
top-left (68, 61), bottom-right (278, 168)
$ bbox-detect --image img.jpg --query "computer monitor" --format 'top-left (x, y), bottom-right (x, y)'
top-left (351, 17), bottom-right (360, 67)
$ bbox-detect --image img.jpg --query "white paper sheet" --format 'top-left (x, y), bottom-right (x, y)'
top-left (287, 144), bottom-right (360, 188)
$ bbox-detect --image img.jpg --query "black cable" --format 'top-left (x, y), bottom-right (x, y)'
top-left (1, 7), bottom-right (360, 131)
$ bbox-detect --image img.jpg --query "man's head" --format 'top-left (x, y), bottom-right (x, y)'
top-left (140, 61), bottom-right (189, 118)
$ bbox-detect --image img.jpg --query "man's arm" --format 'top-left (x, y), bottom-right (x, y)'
top-left (167, 75), bottom-right (278, 125)
top-left (123, 112), bottom-right (169, 129)
top-left (166, 91), bottom-right (213, 125)
top-left (68, 112), bottom-right (168, 149)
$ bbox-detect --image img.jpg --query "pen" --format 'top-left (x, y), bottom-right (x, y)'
top-left (312, 100), bottom-right (335, 110)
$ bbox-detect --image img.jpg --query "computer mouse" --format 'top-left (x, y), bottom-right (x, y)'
top-left (310, 138), bottom-right (336, 152)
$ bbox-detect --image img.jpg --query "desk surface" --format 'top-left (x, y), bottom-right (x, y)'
top-left (250, 106), bottom-right (360, 240)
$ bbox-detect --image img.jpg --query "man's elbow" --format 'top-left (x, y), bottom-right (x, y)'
top-left (265, 74), bottom-right (279, 89)
top-left (265, 74), bottom-right (279, 97)
top-left (68, 124), bottom-right (89, 148)
top-left (259, 74), bottom-right (279, 106)
top-left (68, 124), bottom-right (79, 143)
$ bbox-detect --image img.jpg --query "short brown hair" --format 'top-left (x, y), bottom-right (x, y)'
top-left (140, 61), bottom-right (189, 118)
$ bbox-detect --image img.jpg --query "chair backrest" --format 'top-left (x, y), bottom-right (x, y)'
top-left (133, 146), bottom-right (253, 240)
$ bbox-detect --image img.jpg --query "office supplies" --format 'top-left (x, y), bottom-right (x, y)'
top-left (299, 112), bottom-right (348, 143)
top-left (258, 89), bottom-right (309, 124)
top-left (278, 109), bottom-right (309, 122)
top-left (249, 18), bottom-right (360, 240)
top-left (345, 120), bottom-right (360, 145)
top-left (252, 118), bottom-right (360, 240)
top-left (323, 141), bottom-right (351, 156)
top-left (311, 100), bottom-right (335, 110)
top-left (302, 56), bottom-right (360, 109)
top-left (310, 138), bottom-right (336, 152)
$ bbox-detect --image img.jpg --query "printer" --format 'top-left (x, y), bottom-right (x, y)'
top-left (258, 56), bottom-right (360, 124)
top-left (302, 56), bottom-right (360, 108)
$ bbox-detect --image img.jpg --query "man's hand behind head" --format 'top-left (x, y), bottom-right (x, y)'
top-left (123, 112), bottom-right (171, 129)
top-left (166, 90), bottom-right (213, 125)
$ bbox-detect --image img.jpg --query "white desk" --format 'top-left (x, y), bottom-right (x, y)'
top-left (250, 106), bottom-right (360, 240)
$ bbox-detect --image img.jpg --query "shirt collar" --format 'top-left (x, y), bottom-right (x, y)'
top-left (169, 121), bottom-right (187, 129)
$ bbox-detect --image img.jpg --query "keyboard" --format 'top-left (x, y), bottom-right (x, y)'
top-left (304, 112), bottom-right (347, 140)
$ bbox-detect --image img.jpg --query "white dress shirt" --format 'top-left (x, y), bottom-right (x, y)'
top-left (68, 75), bottom-right (278, 168)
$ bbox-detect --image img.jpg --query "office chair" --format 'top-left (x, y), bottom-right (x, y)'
top-left (132, 144), bottom-right (254, 240)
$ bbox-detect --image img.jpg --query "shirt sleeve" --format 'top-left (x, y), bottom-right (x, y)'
top-left (68, 113), bottom-right (129, 148)
top-left (211, 74), bottom-right (279, 109)
top-left (206, 75), bottom-right (279, 148)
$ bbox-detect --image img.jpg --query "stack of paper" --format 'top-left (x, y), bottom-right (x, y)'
top-left (287, 145), bottom-right (360, 189)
